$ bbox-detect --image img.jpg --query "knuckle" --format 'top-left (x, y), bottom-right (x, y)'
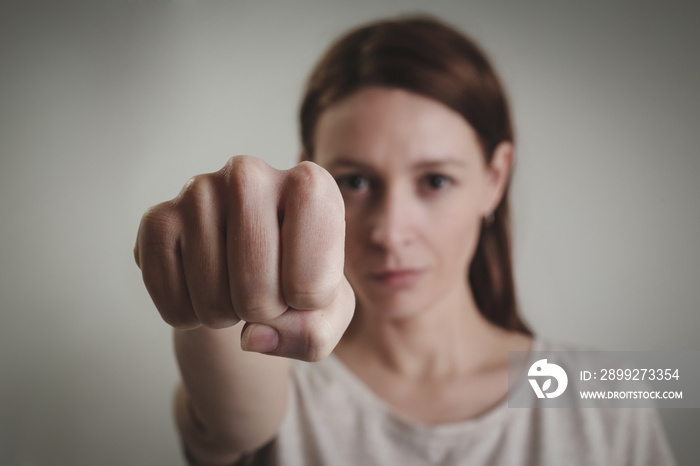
top-left (139, 202), bottom-right (181, 241)
top-left (224, 154), bottom-right (268, 173)
top-left (286, 162), bottom-right (344, 220)
top-left (177, 174), bottom-right (220, 214)
top-left (290, 160), bottom-right (322, 180)
top-left (221, 156), bottom-right (274, 206)
top-left (286, 162), bottom-right (328, 202)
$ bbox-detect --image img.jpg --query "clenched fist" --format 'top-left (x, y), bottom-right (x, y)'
top-left (134, 156), bottom-right (355, 361)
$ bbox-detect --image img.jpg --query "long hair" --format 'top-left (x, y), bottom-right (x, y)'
top-left (299, 15), bottom-right (532, 335)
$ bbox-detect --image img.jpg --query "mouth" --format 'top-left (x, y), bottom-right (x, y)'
top-left (369, 269), bottom-right (425, 288)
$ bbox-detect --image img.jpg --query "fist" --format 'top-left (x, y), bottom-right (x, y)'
top-left (134, 156), bottom-right (355, 361)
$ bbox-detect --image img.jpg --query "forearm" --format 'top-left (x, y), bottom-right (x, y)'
top-left (173, 324), bottom-right (290, 464)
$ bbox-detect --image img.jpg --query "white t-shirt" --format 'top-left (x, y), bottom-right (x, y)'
top-left (237, 340), bottom-right (676, 465)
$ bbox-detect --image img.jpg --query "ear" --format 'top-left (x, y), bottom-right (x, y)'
top-left (299, 150), bottom-right (310, 163)
top-left (483, 141), bottom-right (514, 215)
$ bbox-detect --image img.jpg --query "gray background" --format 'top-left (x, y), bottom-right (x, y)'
top-left (1, 0), bottom-right (698, 464)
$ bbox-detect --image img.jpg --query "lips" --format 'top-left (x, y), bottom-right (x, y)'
top-left (369, 269), bottom-right (425, 288)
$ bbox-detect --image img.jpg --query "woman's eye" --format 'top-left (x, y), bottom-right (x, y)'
top-left (337, 174), bottom-right (369, 191)
top-left (424, 174), bottom-right (451, 190)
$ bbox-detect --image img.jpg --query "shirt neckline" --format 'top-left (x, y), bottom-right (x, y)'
top-left (319, 338), bottom-right (545, 437)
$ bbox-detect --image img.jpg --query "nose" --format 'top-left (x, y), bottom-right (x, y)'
top-left (369, 184), bottom-right (414, 250)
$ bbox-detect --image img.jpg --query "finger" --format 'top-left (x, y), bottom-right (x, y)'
top-left (225, 157), bottom-right (287, 322)
top-left (241, 276), bottom-right (355, 361)
top-left (280, 162), bottom-right (346, 310)
top-left (136, 203), bottom-right (199, 329)
top-left (179, 175), bottom-right (239, 328)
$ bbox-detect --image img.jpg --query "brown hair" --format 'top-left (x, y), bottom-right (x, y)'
top-left (300, 15), bottom-right (532, 335)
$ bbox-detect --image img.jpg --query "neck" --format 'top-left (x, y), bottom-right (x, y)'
top-left (338, 284), bottom-right (511, 380)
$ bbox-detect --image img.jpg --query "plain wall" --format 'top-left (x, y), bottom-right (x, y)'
top-left (1, 0), bottom-right (698, 464)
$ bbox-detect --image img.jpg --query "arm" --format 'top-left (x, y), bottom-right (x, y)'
top-left (173, 326), bottom-right (289, 465)
top-left (134, 156), bottom-right (354, 465)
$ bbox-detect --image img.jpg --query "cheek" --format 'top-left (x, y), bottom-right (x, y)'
top-left (430, 205), bottom-right (483, 274)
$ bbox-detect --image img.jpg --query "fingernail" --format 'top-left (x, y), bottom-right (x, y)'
top-left (241, 324), bottom-right (279, 353)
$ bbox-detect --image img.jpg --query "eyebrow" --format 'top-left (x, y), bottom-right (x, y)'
top-left (413, 157), bottom-right (468, 170)
top-left (324, 158), bottom-right (373, 171)
top-left (325, 155), bottom-right (468, 171)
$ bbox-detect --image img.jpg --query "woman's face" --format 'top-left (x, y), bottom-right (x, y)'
top-left (313, 87), bottom-right (511, 320)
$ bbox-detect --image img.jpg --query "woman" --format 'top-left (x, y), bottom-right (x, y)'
top-left (134, 15), bottom-right (674, 465)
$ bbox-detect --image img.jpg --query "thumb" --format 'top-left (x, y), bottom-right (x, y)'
top-left (240, 277), bottom-right (355, 362)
